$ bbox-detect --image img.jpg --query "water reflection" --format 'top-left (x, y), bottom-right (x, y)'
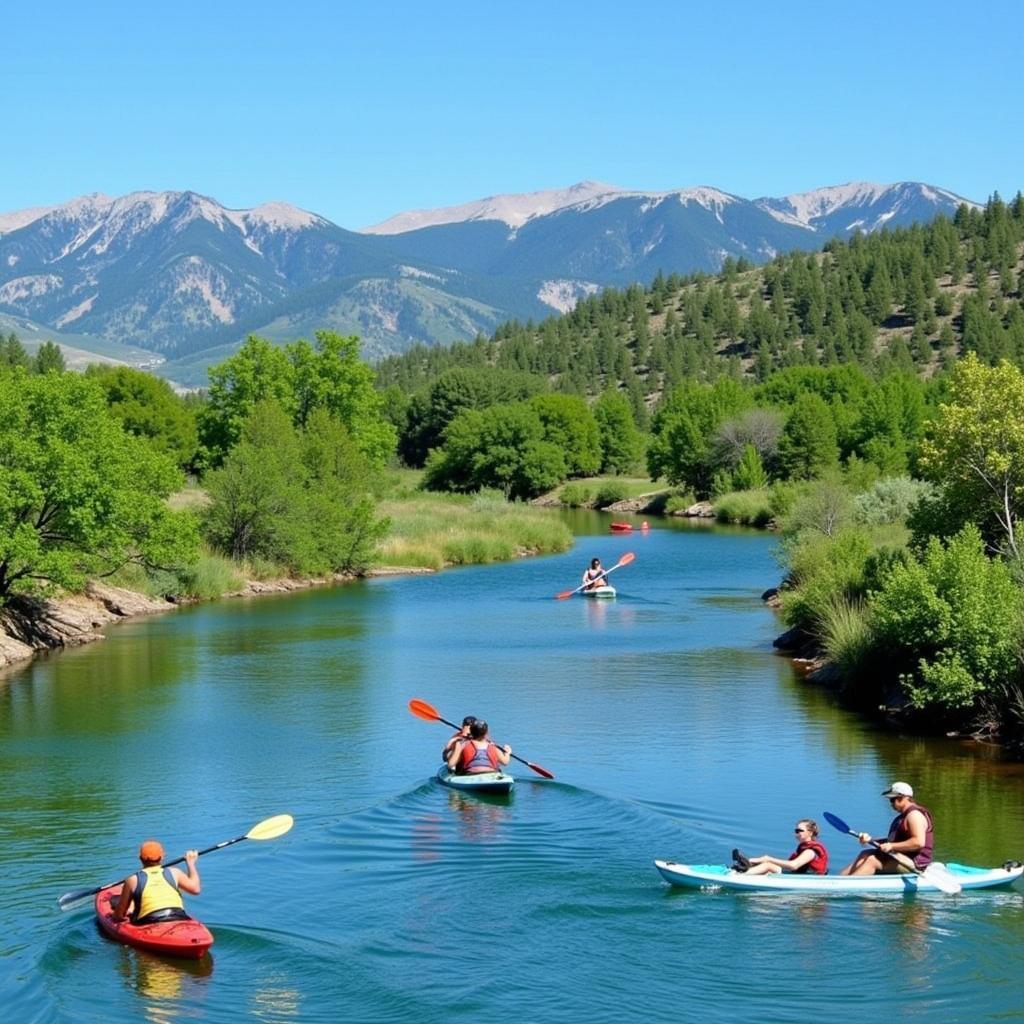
top-left (250, 975), bottom-right (303, 1021)
top-left (113, 943), bottom-right (212, 1023)
top-left (446, 789), bottom-right (511, 842)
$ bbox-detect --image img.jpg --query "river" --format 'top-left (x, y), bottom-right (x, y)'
top-left (2, 515), bottom-right (1022, 1023)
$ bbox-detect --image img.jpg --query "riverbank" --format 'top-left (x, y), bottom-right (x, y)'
top-left (0, 491), bottom-right (571, 673)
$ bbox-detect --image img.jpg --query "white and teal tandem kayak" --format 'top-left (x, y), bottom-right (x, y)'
top-left (582, 585), bottom-right (616, 598)
top-left (654, 859), bottom-right (1024, 894)
top-left (436, 766), bottom-right (515, 794)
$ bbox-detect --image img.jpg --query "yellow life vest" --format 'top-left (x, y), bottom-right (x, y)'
top-left (135, 866), bottom-right (184, 919)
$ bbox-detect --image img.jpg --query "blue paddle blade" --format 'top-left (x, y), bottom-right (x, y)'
top-left (823, 811), bottom-right (852, 834)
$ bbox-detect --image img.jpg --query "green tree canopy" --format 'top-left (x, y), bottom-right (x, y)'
top-left (85, 364), bottom-right (199, 470)
top-left (0, 371), bottom-right (197, 603)
top-left (593, 390), bottom-right (646, 475)
top-left (529, 393), bottom-right (602, 477)
top-left (915, 354), bottom-right (1024, 557)
top-left (423, 403), bottom-right (566, 499)
top-left (199, 332), bottom-right (396, 467)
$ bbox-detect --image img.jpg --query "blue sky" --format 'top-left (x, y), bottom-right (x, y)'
top-left (4, 0), bottom-right (1020, 227)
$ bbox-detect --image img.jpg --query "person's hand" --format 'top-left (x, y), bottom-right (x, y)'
top-left (876, 841), bottom-right (892, 853)
top-left (185, 849), bottom-right (199, 866)
top-left (857, 832), bottom-right (872, 845)
top-left (503, 745), bottom-right (511, 754)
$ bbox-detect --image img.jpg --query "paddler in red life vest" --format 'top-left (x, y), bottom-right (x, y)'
top-left (839, 781), bottom-right (935, 876)
top-left (448, 719), bottom-right (512, 775)
top-left (442, 715), bottom-right (478, 763)
top-left (732, 819), bottom-right (829, 875)
top-left (582, 558), bottom-right (606, 591)
top-left (112, 840), bottom-right (201, 923)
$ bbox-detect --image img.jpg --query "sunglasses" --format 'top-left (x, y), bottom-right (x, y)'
top-left (794, 827), bottom-right (809, 833)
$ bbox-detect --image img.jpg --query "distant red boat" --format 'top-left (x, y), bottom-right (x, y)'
top-left (610, 522), bottom-right (633, 532)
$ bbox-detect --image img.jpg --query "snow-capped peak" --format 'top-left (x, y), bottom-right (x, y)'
top-left (755, 181), bottom-right (975, 230)
top-left (362, 181), bottom-right (740, 234)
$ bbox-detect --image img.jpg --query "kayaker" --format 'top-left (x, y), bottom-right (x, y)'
top-left (112, 840), bottom-right (201, 924)
top-left (442, 715), bottom-right (478, 762)
top-left (839, 781), bottom-right (934, 876)
top-left (582, 558), bottom-right (606, 591)
top-left (732, 819), bottom-right (829, 875)
top-left (448, 719), bottom-right (511, 774)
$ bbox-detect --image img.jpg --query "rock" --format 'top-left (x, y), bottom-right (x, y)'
top-left (772, 625), bottom-right (814, 653)
top-left (675, 501), bottom-right (715, 518)
top-left (603, 497), bottom-right (649, 513)
top-left (761, 587), bottom-right (781, 608)
top-left (86, 582), bottom-right (175, 617)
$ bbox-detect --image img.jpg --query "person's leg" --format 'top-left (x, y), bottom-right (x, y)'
top-left (841, 851), bottom-right (885, 876)
top-left (744, 862), bottom-right (782, 876)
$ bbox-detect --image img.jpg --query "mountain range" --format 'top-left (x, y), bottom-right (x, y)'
top-left (0, 180), bottom-right (974, 386)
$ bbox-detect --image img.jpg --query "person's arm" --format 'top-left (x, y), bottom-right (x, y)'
top-left (112, 876), bottom-right (136, 921)
top-left (447, 741), bottom-right (465, 771)
top-left (496, 744), bottom-right (512, 766)
top-left (172, 850), bottom-right (201, 896)
top-left (877, 810), bottom-right (925, 855)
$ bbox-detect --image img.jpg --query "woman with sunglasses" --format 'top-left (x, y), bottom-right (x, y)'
top-left (732, 819), bottom-right (829, 875)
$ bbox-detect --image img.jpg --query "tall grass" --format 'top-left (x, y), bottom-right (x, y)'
top-left (819, 597), bottom-right (874, 677)
top-left (376, 491), bottom-right (572, 569)
top-left (713, 489), bottom-right (773, 527)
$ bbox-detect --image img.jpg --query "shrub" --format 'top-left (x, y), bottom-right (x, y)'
top-left (780, 527), bottom-right (874, 634)
top-left (559, 482), bottom-right (592, 507)
top-left (781, 477), bottom-right (853, 538)
top-left (664, 492), bottom-right (697, 515)
top-left (869, 525), bottom-right (1024, 711)
top-left (853, 476), bottom-right (934, 526)
top-left (713, 489), bottom-right (773, 527)
top-left (594, 481), bottom-right (630, 508)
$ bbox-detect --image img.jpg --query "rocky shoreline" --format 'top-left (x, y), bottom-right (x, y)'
top-left (0, 567), bottom-right (436, 674)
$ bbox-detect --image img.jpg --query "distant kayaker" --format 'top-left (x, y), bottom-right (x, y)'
top-left (112, 840), bottom-right (201, 924)
top-left (448, 719), bottom-right (511, 774)
top-left (442, 715), bottom-right (478, 762)
top-left (582, 558), bottom-right (606, 591)
top-left (839, 781), bottom-right (934, 876)
top-left (732, 819), bottom-right (829, 875)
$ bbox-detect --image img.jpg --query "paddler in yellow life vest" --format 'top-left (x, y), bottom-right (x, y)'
top-left (112, 840), bottom-right (201, 924)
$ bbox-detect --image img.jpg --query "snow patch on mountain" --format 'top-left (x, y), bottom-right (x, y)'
top-left (0, 205), bottom-right (58, 235)
top-left (537, 279), bottom-right (600, 313)
top-left (55, 294), bottom-right (97, 327)
top-left (0, 274), bottom-right (63, 305)
top-left (399, 264), bottom-right (444, 282)
top-left (175, 260), bottom-right (235, 323)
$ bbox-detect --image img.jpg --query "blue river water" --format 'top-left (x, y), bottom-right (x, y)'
top-left (2, 515), bottom-right (1022, 1023)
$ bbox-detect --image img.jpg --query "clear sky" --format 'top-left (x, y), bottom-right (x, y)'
top-left (4, 0), bottom-right (1020, 228)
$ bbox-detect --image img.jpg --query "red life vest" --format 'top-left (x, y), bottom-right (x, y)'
top-left (459, 740), bottom-right (500, 773)
top-left (790, 840), bottom-right (829, 875)
top-left (888, 802), bottom-right (934, 867)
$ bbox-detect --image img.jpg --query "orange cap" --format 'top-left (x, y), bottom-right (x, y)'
top-left (139, 840), bottom-right (164, 862)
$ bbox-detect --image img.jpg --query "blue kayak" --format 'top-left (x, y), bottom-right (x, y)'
top-left (654, 859), bottom-right (1024, 893)
top-left (436, 765), bottom-right (514, 794)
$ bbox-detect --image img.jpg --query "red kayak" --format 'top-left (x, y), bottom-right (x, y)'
top-left (609, 522), bottom-right (633, 532)
top-left (95, 885), bottom-right (213, 959)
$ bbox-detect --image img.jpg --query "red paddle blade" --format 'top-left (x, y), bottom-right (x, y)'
top-left (618, 551), bottom-right (635, 566)
top-left (555, 589), bottom-right (576, 600)
top-left (408, 698), bottom-right (441, 722)
top-left (527, 762), bottom-right (555, 780)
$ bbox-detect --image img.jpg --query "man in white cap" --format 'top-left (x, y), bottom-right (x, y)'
top-left (839, 781), bottom-right (934, 876)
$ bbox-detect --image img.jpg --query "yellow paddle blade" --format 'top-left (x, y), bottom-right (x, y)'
top-left (246, 814), bottom-right (294, 841)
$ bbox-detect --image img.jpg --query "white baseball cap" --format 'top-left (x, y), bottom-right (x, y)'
top-left (881, 781), bottom-right (914, 798)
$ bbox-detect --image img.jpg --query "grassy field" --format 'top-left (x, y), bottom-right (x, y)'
top-left (375, 489), bottom-right (573, 570)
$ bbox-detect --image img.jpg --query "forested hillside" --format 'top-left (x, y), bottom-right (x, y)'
top-left (379, 194), bottom-right (1024, 404)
